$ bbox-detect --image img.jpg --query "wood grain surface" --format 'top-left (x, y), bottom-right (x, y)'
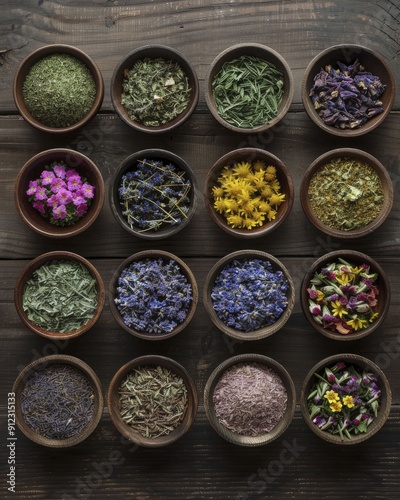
top-left (1, 1), bottom-right (400, 499)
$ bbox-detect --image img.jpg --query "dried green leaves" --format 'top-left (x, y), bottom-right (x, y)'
top-left (22, 260), bottom-right (98, 333)
top-left (121, 57), bottom-right (191, 126)
top-left (308, 157), bottom-right (385, 231)
top-left (119, 365), bottom-right (188, 438)
top-left (22, 53), bottom-right (96, 128)
top-left (212, 54), bottom-right (284, 128)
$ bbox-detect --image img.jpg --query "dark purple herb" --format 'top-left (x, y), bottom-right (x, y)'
top-left (213, 362), bottom-right (287, 436)
top-left (211, 258), bottom-right (289, 332)
top-left (20, 364), bottom-right (95, 440)
top-left (114, 257), bottom-right (193, 334)
top-left (309, 58), bottom-right (386, 129)
top-left (118, 159), bottom-right (192, 232)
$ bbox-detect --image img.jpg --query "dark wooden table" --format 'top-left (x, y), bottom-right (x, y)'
top-left (1, 1), bottom-right (400, 499)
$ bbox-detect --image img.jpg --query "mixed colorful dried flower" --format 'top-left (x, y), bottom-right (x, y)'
top-left (118, 158), bottom-right (192, 232)
top-left (212, 160), bottom-right (285, 230)
top-left (211, 258), bottom-right (289, 332)
top-left (307, 361), bottom-right (382, 440)
top-left (114, 257), bottom-right (193, 334)
top-left (26, 161), bottom-right (95, 226)
top-left (309, 58), bottom-right (386, 129)
top-left (306, 257), bottom-right (379, 335)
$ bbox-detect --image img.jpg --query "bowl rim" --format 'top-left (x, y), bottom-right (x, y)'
top-left (205, 42), bottom-right (294, 133)
top-left (300, 249), bottom-right (391, 341)
top-left (203, 147), bottom-right (294, 239)
top-left (204, 353), bottom-right (296, 446)
top-left (109, 249), bottom-right (198, 340)
top-left (300, 148), bottom-right (394, 239)
top-left (13, 44), bottom-right (104, 134)
top-left (300, 353), bottom-right (392, 445)
top-left (14, 147), bottom-right (105, 238)
top-left (109, 148), bottom-right (198, 240)
top-left (12, 354), bottom-right (104, 447)
top-left (203, 249), bottom-right (295, 340)
top-left (107, 354), bottom-right (199, 448)
top-left (14, 250), bottom-right (105, 340)
top-left (110, 44), bottom-right (199, 134)
top-left (301, 44), bottom-right (396, 137)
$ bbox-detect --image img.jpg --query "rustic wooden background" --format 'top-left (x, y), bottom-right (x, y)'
top-left (1, 1), bottom-right (400, 499)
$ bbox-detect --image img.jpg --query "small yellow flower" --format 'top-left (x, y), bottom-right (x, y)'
top-left (214, 198), bottom-right (226, 214)
top-left (269, 193), bottom-right (286, 206)
top-left (251, 211), bottom-right (265, 224)
top-left (324, 390), bottom-right (340, 403)
top-left (335, 272), bottom-right (352, 285)
top-left (223, 198), bottom-right (239, 213)
top-left (266, 165), bottom-right (277, 176)
top-left (258, 201), bottom-right (271, 213)
top-left (212, 186), bottom-right (224, 198)
top-left (316, 290), bottom-right (325, 302)
top-left (260, 185), bottom-right (273, 199)
top-left (232, 161), bottom-right (251, 178)
top-left (242, 217), bottom-right (258, 229)
top-left (267, 209), bottom-right (277, 221)
top-left (253, 160), bottom-right (266, 171)
top-left (346, 317), bottom-right (368, 331)
top-left (369, 312), bottom-right (379, 323)
top-left (343, 395), bottom-right (355, 408)
top-left (331, 300), bottom-right (349, 318)
top-left (329, 400), bottom-right (343, 412)
top-left (269, 179), bottom-right (281, 192)
top-left (226, 214), bottom-right (244, 228)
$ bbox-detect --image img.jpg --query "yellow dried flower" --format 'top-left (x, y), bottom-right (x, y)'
top-left (232, 161), bottom-right (252, 178)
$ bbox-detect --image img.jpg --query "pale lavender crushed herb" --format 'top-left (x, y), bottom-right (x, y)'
top-left (213, 362), bottom-right (287, 436)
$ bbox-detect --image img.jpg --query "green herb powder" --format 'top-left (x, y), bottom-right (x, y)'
top-left (23, 53), bottom-right (96, 128)
top-left (22, 260), bottom-right (98, 333)
top-left (308, 157), bottom-right (385, 231)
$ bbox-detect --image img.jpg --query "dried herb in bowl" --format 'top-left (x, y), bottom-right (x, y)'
top-left (118, 365), bottom-right (188, 438)
top-left (212, 54), bottom-right (284, 128)
top-left (22, 260), bottom-right (98, 333)
top-left (213, 362), bottom-right (287, 436)
top-left (121, 57), bottom-right (191, 126)
top-left (20, 363), bottom-right (95, 440)
top-left (211, 160), bottom-right (285, 229)
top-left (211, 258), bottom-right (289, 332)
top-left (22, 53), bottom-right (96, 128)
top-left (118, 158), bottom-right (191, 232)
top-left (114, 257), bottom-right (193, 334)
top-left (308, 156), bottom-right (384, 231)
top-left (309, 58), bottom-right (386, 130)
top-left (306, 361), bottom-right (382, 441)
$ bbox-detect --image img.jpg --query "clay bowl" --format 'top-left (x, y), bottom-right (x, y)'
top-left (204, 353), bottom-right (296, 446)
top-left (111, 44), bottom-right (199, 133)
top-left (205, 43), bottom-right (293, 133)
top-left (107, 355), bottom-right (198, 448)
top-left (204, 147), bottom-right (294, 238)
top-left (13, 354), bottom-right (104, 447)
top-left (301, 44), bottom-right (396, 137)
top-left (110, 149), bottom-right (197, 240)
top-left (300, 353), bottom-right (391, 445)
top-left (300, 148), bottom-right (393, 239)
top-left (13, 44), bottom-right (104, 134)
top-left (14, 251), bottom-right (105, 340)
top-left (109, 250), bottom-right (198, 340)
top-left (15, 148), bottom-right (105, 238)
top-left (203, 250), bottom-right (295, 341)
top-left (300, 250), bottom-right (390, 341)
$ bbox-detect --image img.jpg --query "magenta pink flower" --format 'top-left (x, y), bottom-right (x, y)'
top-left (27, 180), bottom-right (38, 196)
top-left (35, 185), bottom-right (48, 200)
top-left (51, 177), bottom-right (66, 194)
top-left (67, 175), bottom-right (82, 191)
top-left (40, 170), bottom-right (55, 185)
top-left (81, 183), bottom-right (95, 199)
top-left (56, 188), bottom-right (73, 205)
top-left (72, 193), bottom-right (86, 206)
top-left (46, 194), bottom-right (58, 208)
top-left (52, 204), bottom-right (67, 219)
top-left (76, 203), bottom-right (88, 216)
top-left (53, 164), bottom-right (66, 178)
top-left (32, 201), bottom-right (46, 213)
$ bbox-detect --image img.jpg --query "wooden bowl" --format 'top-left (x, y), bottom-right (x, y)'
top-left (107, 355), bottom-right (198, 448)
top-left (14, 251), bottom-right (105, 340)
top-left (204, 354), bottom-right (296, 446)
top-left (203, 250), bottom-right (295, 341)
top-left (300, 250), bottom-right (390, 341)
top-left (300, 353), bottom-right (391, 445)
top-left (205, 43), bottom-right (293, 133)
top-left (13, 354), bottom-right (104, 448)
top-left (13, 44), bottom-right (104, 134)
top-left (15, 148), bottom-right (105, 238)
top-left (300, 148), bottom-right (393, 239)
top-left (204, 148), bottom-right (294, 238)
top-left (301, 44), bottom-right (395, 137)
top-left (110, 44), bottom-right (199, 133)
top-left (109, 250), bottom-right (198, 340)
top-left (109, 149), bottom-right (198, 240)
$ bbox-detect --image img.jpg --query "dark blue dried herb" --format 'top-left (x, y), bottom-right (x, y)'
top-left (211, 258), bottom-right (289, 332)
top-left (114, 257), bottom-right (193, 334)
top-left (309, 59), bottom-right (386, 129)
